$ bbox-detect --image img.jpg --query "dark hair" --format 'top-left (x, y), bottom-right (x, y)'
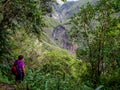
top-left (18, 55), bottom-right (24, 60)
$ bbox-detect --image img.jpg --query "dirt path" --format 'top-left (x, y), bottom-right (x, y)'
top-left (0, 83), bottom-right (15, 90)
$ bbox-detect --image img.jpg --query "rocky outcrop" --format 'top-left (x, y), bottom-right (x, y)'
top-left (52, 25), bottom-right (78, 53)
top-left (52, 25), bottom-right (72, 50)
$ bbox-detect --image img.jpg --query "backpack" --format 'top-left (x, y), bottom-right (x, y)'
top-left (12, 65), bottom-right (18, 75)
top-left (12, 60), bottom-right (21, 75)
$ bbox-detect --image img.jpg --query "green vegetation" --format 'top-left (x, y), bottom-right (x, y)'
top-left (69, 0), bottom-right (120, 89)
top-left (25, 50), bottom-right (87, 90)
top-left (0, 0), bottom-right (120, 90)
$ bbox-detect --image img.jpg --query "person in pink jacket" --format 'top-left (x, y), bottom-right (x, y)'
top-left (14, 55), bottom-right (26, 84)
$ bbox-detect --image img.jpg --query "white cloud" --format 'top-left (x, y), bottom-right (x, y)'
top-left (57, 0), bottom-right (78, 5)
top-left (57, 0), bottom-right (64, 5)
top-left (67, 0), bottom-right (78, 1)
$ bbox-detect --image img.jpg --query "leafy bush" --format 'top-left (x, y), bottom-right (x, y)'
top-left (24, 50), bottom-right (88, 90)
top-left (100, 68), bottom-right (120, 89)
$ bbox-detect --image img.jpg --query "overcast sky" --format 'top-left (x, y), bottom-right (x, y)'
top-left (57, 0), bottom-right (78, 5)
top-left (67, 0), bottom-right (78, 1)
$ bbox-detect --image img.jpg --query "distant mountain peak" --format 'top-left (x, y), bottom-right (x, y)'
top-left (53, 0), bottom-right (98, 22)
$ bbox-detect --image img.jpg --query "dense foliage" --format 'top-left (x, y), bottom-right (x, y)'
top-left (69, 0), bottom-right (120, 89)
top-left (0, 0), bottom-right (56, 88)
top-left (25, 50), bottom-right (87, 90)
top-left (0, 0), bottom-right (55, 60)
top-left (0, 0), bottom-right (120, 90)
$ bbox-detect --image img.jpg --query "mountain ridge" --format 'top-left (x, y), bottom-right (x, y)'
top-left (53, 0), bottom-right (98, 22)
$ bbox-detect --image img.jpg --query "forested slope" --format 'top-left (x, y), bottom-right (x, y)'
top-left (0, 0), bottom-right (120, 90)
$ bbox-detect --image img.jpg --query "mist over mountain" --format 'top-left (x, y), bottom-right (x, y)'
top-left (49, 0), bottom-right (98, 51)
top-left (52, 0), bottom-right (98, 22)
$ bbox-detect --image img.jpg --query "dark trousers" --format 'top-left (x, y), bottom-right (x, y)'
top-left (16, 72), bottom-right (24, 82)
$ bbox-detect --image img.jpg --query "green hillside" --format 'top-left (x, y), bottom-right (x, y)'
top-left (0, 0), bottom-right (120, 90)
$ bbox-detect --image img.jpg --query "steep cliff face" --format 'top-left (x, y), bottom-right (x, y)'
top-left (52, 25), bottom-right (73, 50)
top-left (52, 1), bottom-right (78, 22)
top-left (52, 0), bottom-right (98, 22)
top-left (51, 0), bottom-right (99, 52)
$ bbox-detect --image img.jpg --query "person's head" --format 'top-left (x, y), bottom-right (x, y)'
top-left (18, 55), bottom-right (24, 60)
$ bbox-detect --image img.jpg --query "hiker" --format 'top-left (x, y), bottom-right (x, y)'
top-left (14, 55), bottom-right (26, 84)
